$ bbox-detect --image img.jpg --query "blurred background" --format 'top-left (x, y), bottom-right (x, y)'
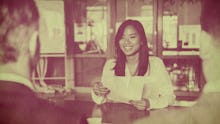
top-left (33, 0), bottom-right (204, 101)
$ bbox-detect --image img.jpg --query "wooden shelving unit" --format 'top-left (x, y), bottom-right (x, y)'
top-left (32, 53), bottom-right (66, 86)
top-left (33, 0), bottom-right (204, 98)
top-left (63, 0), bottom-right (204, 99)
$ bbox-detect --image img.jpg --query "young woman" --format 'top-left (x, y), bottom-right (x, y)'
top-left (92, 20), bottom-right (175, 110)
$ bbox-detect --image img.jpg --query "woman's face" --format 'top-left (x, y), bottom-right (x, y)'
top-left (119, 25), bottom-right (141, 56)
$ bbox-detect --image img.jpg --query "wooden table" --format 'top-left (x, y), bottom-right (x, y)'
top-left (60, 100), bottom-right (149, 124)
top-left (40, 92), bottom-right (188, 124)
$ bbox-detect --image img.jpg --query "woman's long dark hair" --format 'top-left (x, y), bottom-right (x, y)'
top-left (114, 20), bottom-right (149, 76)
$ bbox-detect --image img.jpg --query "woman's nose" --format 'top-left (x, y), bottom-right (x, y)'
top-left (124, 38), bottom-right (130, 44)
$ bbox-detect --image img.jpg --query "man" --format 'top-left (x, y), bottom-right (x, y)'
top-left (0, 0), bottom-right (79, 124)
top-left (134, 0), bottom-right (220, 123)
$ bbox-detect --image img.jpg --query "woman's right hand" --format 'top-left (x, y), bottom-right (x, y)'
top-left (92, 82), bottom-right (110, 97)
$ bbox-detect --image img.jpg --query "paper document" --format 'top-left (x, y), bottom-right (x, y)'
top-left (103, 76), bottom-right (145, 103)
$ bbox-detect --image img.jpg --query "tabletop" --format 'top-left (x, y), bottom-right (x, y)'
top-left (39, 92), bottom-right (191, 124)
top-left (60, 100), bottom-right (149, 124)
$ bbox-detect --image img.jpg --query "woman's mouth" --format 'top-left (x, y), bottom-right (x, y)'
top-left (123, 46), bottom-right (133, 51)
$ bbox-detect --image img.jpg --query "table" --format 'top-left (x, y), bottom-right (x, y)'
top-left (39, 91), bottom-right (220, 124)
top-left (41, 93), bottom-right (189, 124)
top-left (61, 100), bottom-right (149, 124)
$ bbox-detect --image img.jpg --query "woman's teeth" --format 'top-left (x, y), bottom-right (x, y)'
top-left (124, 46), bottom-right (133, 50)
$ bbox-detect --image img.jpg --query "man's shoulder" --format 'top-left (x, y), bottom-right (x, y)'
top-left (0, 80), bottom-right (53, 107)
top-left (0, 81), bottom-right (45, 106)
top-left (0, 80), bottom-right (35, 95)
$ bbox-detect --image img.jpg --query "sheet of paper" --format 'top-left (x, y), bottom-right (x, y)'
top-left (103, 76), bottom-right (145, 103)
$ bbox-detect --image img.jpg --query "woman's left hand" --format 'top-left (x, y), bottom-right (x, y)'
top-left (130, 98), bottom-right (150, 111)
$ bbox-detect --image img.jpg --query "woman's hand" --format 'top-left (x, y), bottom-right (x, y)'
top-left (92, 82), bottom-right (110, 97)
top-left (130, 98), bottom-right (150, 111)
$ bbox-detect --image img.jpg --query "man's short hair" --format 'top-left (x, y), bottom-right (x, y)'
top-left (201, 0), bottom-right (220, 40)
top-left (0, 0), bottom-right (39, 63)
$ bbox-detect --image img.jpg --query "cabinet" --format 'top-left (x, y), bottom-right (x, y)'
top-left (159, 0), bottom-right (204, 99)
top-left (68, 0), bottom-right (157, 89)
top-left (65, 0), bottom-right (113, 90)
top-left (33, 54), bottom-right (66, 86)
top-left (35, 0), bottom-right (204, 99)
top-left (32, 0), bottom-right (68, 89)
top-left (66, 0), bottom-right (204, 96)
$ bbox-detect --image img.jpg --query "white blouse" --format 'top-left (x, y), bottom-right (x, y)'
top-left (91, 56), bottom-right (175, 110)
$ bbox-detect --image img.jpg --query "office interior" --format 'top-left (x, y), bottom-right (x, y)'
top-left (34, 0), bottom-right (205, 104)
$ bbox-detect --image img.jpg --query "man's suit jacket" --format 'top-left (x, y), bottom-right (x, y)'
top-left (0, 80), bottom-right (79, 124)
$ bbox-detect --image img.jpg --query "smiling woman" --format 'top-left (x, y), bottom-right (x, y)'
top-left (91, 19), bottom-right (175, 110)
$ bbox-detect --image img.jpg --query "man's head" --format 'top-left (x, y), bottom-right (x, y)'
top-left (200, 0), bottom-right (220, 83)
top-left (0, 0), bottom-right (40, 77)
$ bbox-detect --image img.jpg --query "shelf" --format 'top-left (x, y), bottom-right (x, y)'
top-left (33, 77), bottom-right (65, 80)
top-left (175, 90), bottom-right (201, 101)
top-left (40, 53), bottom-right (65, 57)
top-left (162, 55), bottom-right (200, 59)
top-left (163, 50), bottom-right (199, 56)
top-left (163, 48), bottom-right (199, 51)
top-left (73, 53), bottom-right (106, 58)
